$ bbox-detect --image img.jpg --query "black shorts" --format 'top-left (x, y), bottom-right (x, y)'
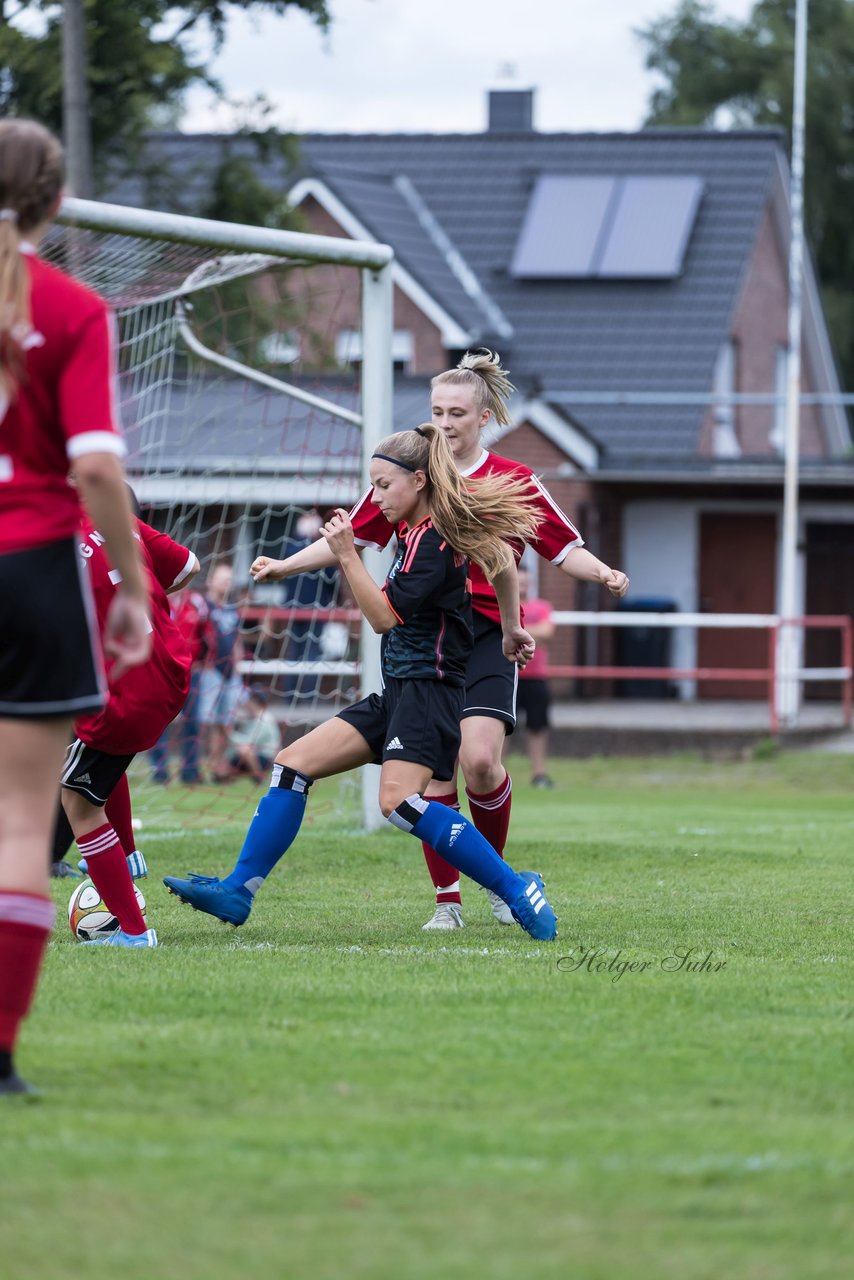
top-left (61, 738), bottom-right (135, 806)
top-left (337, 677), bottom-right (465, 782)
top-left (460, 611), bottom-right (518, 733)
top-left (0, 537), bottom-right (105, 719)
top-left (515, 678), bottom-right (551, 732)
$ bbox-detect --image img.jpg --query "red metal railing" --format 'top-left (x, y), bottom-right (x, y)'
top-left (238, 606), bottom-right (853, 735)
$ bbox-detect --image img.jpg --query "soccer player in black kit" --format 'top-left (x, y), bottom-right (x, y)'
top-left (164, 423), bottom-right (558, 941)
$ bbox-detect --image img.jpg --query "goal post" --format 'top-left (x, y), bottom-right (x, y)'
top-left (53, 196), bottom-right (395, 832)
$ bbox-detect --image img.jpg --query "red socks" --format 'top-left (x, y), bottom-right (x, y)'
top-left (421, 792), bottom-right (462, 904)
top-left (0, 892), bottom-right (55, 1056)
top-left (422, 773), bottom-right (513, 904)
top-left (105, 775), bottom-right (136, 862)
top-left (466, 771), bottom-right (513, 859)
top-left (77, 823), bottom-right (146, 935)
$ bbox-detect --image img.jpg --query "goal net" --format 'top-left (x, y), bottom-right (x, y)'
top-left (47, 199), bottom-right (394, 836)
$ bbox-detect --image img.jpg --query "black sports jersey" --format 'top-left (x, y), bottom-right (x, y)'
top-left (381, 518), bottom-right (473, 686)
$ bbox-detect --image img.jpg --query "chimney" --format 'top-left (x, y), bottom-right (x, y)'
top-left (487, 89), bottom-right (535, 133)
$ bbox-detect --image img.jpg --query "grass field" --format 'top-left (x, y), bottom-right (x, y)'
top-left (2, 750), bottom-right (852, 1280)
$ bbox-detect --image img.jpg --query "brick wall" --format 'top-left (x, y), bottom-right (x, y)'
top-left (298, 198), bottom-right (446, 375)
top-left (698, 202), bottom-right (824, 457)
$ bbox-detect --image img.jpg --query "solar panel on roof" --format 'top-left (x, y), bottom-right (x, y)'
top-left (511, 176), bottom-right (615, 278)
top-left (598, 176), bottom-right (704, 278)
top-left (511, 174), bottom-right (704, 280)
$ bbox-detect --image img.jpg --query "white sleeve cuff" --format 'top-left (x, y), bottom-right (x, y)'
top-left (66, 431), bottom-right (127, 460)
top-left (552, 538), bottom-right (586, 565)
top-left (171, 550), bottom-right (197, 589)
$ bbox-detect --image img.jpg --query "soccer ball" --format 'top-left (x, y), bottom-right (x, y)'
top-left (68, 879), bottom-right (147, 942)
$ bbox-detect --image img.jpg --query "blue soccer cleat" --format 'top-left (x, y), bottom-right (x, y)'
top-left (509, 871), bottom-right (558, 941)
top-left (83, 927), bottom-right (158, 948)
top-left (163, 874), bottom-right (252, 926)
top-left (78, 850), bottom-right (148, 880)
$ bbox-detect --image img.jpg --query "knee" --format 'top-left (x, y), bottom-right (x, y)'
top-left (459, 744), bottom-right (500, 788)
top-left (379, 782), bottom-right (415, 820)
top-left (276, 745), bottom-right (302, 771)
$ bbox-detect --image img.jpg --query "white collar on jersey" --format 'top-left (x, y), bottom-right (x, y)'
top-left (459, 449), bottom-right (489, 478)
top-left (18, 241), bottom-right (35, 255)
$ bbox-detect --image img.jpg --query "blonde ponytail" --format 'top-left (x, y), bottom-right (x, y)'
top-left (431, 348), bottom-right (515, 427)
top-left (0, 120), bottom-right (65, 398)
top-left (372, 423), bottom-right (541, 580)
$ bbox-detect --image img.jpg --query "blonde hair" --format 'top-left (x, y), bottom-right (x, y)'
top-left (431, 348), bottom-right (515, 428)
top-left (373, 423), bottom-right (541, 580)
top-left (0, 119), bottom-right (65, 397)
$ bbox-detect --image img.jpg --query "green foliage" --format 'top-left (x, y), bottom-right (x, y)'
top-left (638, 0), bottom-right (854, 390)
top-left (0, 1), bottom-right (328, 184)
top-left (2, 752), bottom-right (852, 1278)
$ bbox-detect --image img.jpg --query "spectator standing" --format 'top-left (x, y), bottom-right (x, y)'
top-left (149, 585), bottom-right (208, 784)
top-left (515, 566), bottom-right (556, 789)
top-left (281, 510), bottom-right (338, 704)
top-left (199, 562), bottom-right (244, 782)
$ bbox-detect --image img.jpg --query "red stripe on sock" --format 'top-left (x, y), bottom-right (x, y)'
top-left (80, 822), bottom-right (147, 935)
top-left (466, 771), bottom-right (513, 857)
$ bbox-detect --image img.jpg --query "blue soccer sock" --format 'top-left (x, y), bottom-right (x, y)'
top-left (221, 764), bottom-right (312, 896)
top-left (389, 795), bottom-right (524, 903)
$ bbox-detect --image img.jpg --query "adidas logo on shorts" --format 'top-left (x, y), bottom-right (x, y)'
top-left (385, 737), bottom-right (404, 751)
top-left (74, 772), bottom-right (92, 785)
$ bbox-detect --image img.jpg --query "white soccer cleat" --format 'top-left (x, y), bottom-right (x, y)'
top-left (422, 902), bottom-right (464, 931)
top-left (486, 889), bottom-right (515, 925)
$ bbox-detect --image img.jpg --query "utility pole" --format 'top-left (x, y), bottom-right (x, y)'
top-left (62, 0), bottom-right (94, 198)
top-left (776, 0), bottom-right (809, 727)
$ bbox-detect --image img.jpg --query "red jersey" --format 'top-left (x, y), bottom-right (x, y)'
top-left (0, 248), bottom-right (125, 555)
top-left (74, 517), bottom-right (195, 752)
top-left (350, 449), bottom-right (583, 626)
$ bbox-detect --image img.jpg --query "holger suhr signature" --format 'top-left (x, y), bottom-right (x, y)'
top-left (557, 946), bottom-right (727, 982)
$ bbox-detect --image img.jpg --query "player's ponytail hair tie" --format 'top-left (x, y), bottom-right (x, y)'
top-left (414, 426), bottom-right (429, 438)
top-left (0, 208), bottom-right (19, 222)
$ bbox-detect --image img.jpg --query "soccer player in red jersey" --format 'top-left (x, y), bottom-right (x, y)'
top-left (0, 119), bottom-right (150, 1096)
top-left (250, 351), bottom-right (629, 930)
top-left (51, 514), bottom-right (199, 936)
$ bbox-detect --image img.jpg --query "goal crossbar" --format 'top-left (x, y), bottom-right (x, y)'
top-left (58, 196), bottom-right (394, 270)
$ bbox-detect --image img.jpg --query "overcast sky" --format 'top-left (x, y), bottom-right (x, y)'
top-left (182, 0), bottom-right (758, 135)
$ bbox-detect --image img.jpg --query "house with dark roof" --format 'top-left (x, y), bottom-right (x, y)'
top-left (113, 90), bottom-right (854, 699)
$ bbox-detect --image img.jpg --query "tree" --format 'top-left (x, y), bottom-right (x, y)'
top-left (638, 0), bottom-right (854, 391)
top-left (0, 1), bottom-right (329, 186)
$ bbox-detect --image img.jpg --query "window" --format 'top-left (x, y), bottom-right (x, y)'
top-left (336, 329), bottom-right (414, 371)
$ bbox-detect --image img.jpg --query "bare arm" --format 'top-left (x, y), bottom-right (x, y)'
top-left (251, 538), bottom-right (337, 583)
top-left (490, 559), bottom-right (536, 666)
top-left (73, 451), bottom-right (151, 676)
top-left (321, 510), bottom-right (397, 635)
top-left (560, 546), bottom-right (629, 598)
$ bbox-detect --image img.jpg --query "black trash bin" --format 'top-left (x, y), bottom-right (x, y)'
top-left (615, 598), bottom-right (678, 698)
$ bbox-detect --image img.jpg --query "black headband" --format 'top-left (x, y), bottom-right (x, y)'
top-left (372, 452), bottom-right (417, 473)
top-left (414, 426), bottom-right (428, 438)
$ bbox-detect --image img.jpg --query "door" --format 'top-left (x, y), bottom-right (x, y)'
top-left (804, 522), bottom-right (854, 700)
top-left (697, 513), bottom-right (777, 699)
